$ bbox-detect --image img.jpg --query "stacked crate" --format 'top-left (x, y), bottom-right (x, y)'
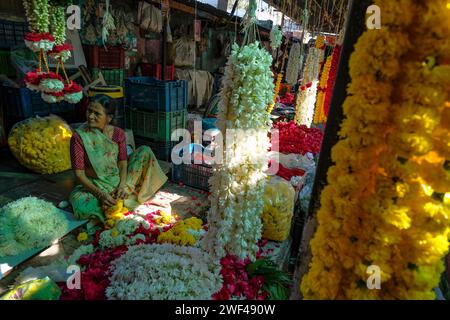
top-left (125, 77), bottom-right (188, 162)
top-left (83, 45), bottom-right (125, 86)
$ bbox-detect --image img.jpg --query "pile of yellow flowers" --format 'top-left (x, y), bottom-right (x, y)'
top-left (313, 54), bottom-right (333, 124)
top-left (157, 217), bottom-right (203, 246)
top-left (8, 115), bottom-right (72, 174)
top-left (153, 210), bottom-right (175, 225)
top-left (301, 0), bottom-right (450, 300)
top-left (105, 199), bottom-right (129, 229)
top-left (262, 176), bottom-right (295, 242)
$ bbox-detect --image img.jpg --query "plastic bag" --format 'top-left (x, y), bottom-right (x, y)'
top-left (262, 176), bottom-right (296, 242)
top-left (8, 115), bottom-right (73, 174)
top-left (0, 277), bottom-right (61, 300)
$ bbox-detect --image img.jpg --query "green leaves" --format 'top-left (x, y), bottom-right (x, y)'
top-left (246, 257), bottom-right (292, 300)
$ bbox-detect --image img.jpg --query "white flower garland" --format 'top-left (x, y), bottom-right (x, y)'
top-left (39, 78), bottom-right (65, 93)
top-left (0, 197), bottom-right (68, 256)
top-left (203, 42), bottom-right (274, 261)
top-left (106, 243), bottom-right (222, 300)
top-left (294, 46), bottom-right (324, 127)
top-left (285, 42), bottom-right (302, 85)
top-left (270, 25), bottom-right (282, 49)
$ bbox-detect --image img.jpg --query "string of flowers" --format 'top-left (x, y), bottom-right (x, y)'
top-left (301, 0), bottom-right (450, 300)
top-left (203, 41), bottom-right (273, 261)
top-left (285, 42), bottom-right (302, 85)
top-left (313, 53), bottom-right (333, 124)
top-left (323, 45), bottom-right (342, 118)
top-left (270, 25), bottom-right (283, 50)
top-left (294, 36), bottom-right (326, 127)
top-left (203, 1), bottom-right (274, 261)
top-left (268, 72), bottom-right (283, 114)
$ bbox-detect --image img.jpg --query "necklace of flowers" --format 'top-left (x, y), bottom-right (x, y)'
top-left (294, 39), bottom-right (325, 127)
top-left (313, 53), bottom-right (333, 124)
top-left (301, 0), bottom-right (450, 300)
top-left (323, 45), bottom-right (342, 118)
top-left (285, 42), bottom-right (302, 86)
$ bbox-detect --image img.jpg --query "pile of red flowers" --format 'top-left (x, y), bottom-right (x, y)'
top-left (272, 121), bottom-right (324, 155)
top-left (213, 255), bottom-right (268, 300)
top-left (213, 240), bottom-right (276, 300)
top-left (59, 246), bottom-right (128, 300)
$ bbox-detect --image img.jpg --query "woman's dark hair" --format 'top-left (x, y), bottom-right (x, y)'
top-left (90, 94), bottom-right (117, 119)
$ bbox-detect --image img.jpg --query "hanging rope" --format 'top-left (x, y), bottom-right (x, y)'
top-left (242, 0), bottom-right (260, 46)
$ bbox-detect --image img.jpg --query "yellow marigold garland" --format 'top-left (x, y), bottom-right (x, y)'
top-left (268, 72), bottom-right (283, 114)
top-left (313, 54), bottom-right (333, 124)
top-left (301, 0), bottom-right (450, 300)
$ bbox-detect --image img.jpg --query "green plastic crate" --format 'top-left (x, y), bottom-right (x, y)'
top-left (0, 50), bottom-right (16, 77)
top-left (92, 68), bottom-right (125, 86)
top-left (125, 107), bottom-right (187, 142)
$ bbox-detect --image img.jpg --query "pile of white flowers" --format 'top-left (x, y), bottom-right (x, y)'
top-left (285, 42), bottom-right (302, 85)
top-left (106, 243), bottom-right (222, 300)
top-left (294, 46), bottom-right (324, 127)
top-left (203, 42), bottom-right (274, 261)
top-left (0, 197), bottom-right (68, 256)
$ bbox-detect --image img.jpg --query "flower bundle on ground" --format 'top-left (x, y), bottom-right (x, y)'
top-left (8, 115), bottom-right (72, 174)
top-left (0, 197), bottom-right (68, 256)
top-left (204, 42), bottom-right (274, 261)
top-left (106, 243), bottom-right (223, 300)
top-left (301, 0), bottom-right (450, 300)
top-left (157, 217), bottom-right (205, 246)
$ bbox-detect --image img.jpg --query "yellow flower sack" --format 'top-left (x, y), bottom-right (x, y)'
top-left (8, 115), bottom-right (72, 174)
top-left (262, 176), bottom-right (295, 242)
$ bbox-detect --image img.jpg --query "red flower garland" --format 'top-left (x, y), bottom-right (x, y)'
top-left (272, 121), bottom-right (324, 155)
top-left (323, 45), bottom-right (341, 117)
top-left (50, 43), bottom-right (73, 54)
top-left (24, 32), bottom-right (55, 42)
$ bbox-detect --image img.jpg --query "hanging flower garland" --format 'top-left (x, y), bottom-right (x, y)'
top-left (285, 42), bottom-right (302, 85)
top-left (268, 72), bottom-right (283, 114)
top-left (270, 25), bottom-right (283, 50)
top-left (203, 40), bottom-right (274, 261)
top-left (323, 45), bottom-right (342, 118)
top-left (313, 53), bottom-right (333, 124)
top-left (294, 36), bottom-right (326, 127)
top-left (301, 0), bottom-right (450, 300)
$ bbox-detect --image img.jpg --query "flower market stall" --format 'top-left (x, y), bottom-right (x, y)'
top-left (0, 0), bottom-right (449, 304)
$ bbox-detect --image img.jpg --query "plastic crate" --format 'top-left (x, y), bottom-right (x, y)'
top-left (0, 20), bottom-right (27, 49)
top-left (0, 86), bottom-right (75, 118)
top-left (92, 68), bottom-right (125, 86)
top-left (125, 77), bottom-right (188, 112)
top-left (134, 138), bottom-right (175, 162)
top-left (0, 50), bottom-right (16, 77)
top-left (125, 107), bottom-right (187, 141)
top-left (141, 63), bottom-right (175, 80)
top-left (83, 45), bottom-right (125, 69)
top-left (172, 163), bottom-right (213, 191)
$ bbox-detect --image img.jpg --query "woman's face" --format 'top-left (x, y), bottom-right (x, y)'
top-left (87, 102), bottom-right (110, 130)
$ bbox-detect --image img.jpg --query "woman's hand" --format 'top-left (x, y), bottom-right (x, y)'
top-left (99, 191), bottom-right (117, 207)
top-left (113, 185), bottom-right (129, 200)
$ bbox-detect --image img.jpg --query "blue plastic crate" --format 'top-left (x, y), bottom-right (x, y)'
top-left (1, 86), bottom-right (75, 118)
top-left (125, 77), bottom-right (188, 112)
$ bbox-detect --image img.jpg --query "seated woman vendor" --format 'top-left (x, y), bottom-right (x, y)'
top-left (69, 95), bottom-right (168, 223)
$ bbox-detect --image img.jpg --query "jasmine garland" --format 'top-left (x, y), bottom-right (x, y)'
top-left (203, 42), bottom-right (274, 261)
top-left (285, 42), bottom-right (302, 85)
